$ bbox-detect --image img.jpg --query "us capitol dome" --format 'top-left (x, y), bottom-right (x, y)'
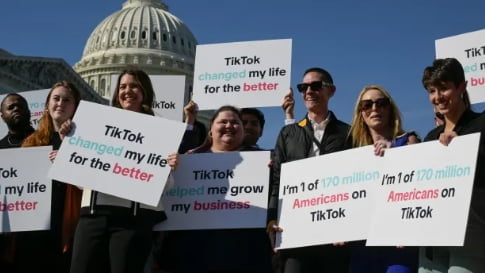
top-left (73, 0), bottom-right (197, 101)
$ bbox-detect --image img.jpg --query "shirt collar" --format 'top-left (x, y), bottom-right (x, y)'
top-left (309, 112), bottom-right (330, 131)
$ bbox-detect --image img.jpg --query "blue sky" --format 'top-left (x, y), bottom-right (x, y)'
top-left (2, 0), bottom-right (484, 149)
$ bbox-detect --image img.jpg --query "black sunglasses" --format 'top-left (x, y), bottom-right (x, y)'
top-left (296, 81), bottom-right (333, 93)
top-left (359, 98), bottom-right (391, 111)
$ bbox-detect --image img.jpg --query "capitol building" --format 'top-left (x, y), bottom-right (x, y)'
top-left (1, 0), bottom-right (197, 110)
top-left (74, 0), bottom-right (197, 100)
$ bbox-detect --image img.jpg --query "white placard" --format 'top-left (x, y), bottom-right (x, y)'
top-left (367, 133), bottom-right (479, 246)
top-left (110, 75), bottom-right (186, 122)
top-left (154, 151), bottom-right (270, 230)
top-left (276, 146), bottom-right (379, 250)
top-left (436, 29), bottom-right (485, 104)
top-left (192, 39), bottom-right (292, 110)
top-left (0, 89), bottom-right (50, 136)
top-left (0, 146), bottom-right (52, 232)
top-left (48, 101), bottom-right (187, 206)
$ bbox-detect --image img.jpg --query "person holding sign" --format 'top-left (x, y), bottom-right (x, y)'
top-left (69, 69), bottom-right (179, 273)
top-left (419, 58), bottom-right (485, 273)
top-left (349, 85), bottom-right (420, 273)
top-left (17, 81), bottom-right (81, 273)
top-left (270, 67), bottom-right (351, 273)
top-left (161, 105), bottom-right (273, 273)
top-left (0, 93), bottom-right (36, 272)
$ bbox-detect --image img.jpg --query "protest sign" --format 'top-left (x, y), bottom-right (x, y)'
top-left (192, 39), bottom-right (292, 110)
top-left (276, 134), bottom-right (479, 249)
top-left (154, 151), bottom-right (270, 230)
top-left (367, 133), bottom-right (479, 246)
top-left (48, 101), bottom-right (187, 206)
top-left (0, 146), bottom-right (52, 232)
top-left (436, 29), bottom-right (485, 104)
top-left (276, 146), bottom-right (379, 250)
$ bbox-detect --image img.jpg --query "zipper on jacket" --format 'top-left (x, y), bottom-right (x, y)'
top-left (132, 201), bottom-right (140, 216)
top-left (90, 191), bottom-right (98, 214)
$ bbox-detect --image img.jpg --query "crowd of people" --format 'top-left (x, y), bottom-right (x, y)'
top-left (0, 57), bottom-right (483, 273)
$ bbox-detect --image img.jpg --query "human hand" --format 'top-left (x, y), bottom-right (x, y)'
top-left (374, 139), bottom-right (391, 156)
top-left (59, 119), bottom-right (74, 140)
top-left (282, 88), bottom-right (295, 120)
top-left (49, 150), bottom-right (58, 162)
top-left (167, 152), bottom-right (179, 171)
top-left (438, 131), bottom-right (458, 146)
top-left (333, 242), bottom-right (346, 246)
top-left (184, 100), bottom-right (198, 125)
top-left (267, 221), bottom-right (283, 253)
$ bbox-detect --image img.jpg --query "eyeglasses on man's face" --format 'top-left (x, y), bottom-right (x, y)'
top-left (359, 97), bottom-right (391, 111)
top-left (296, 81), bottom-right (333, 93)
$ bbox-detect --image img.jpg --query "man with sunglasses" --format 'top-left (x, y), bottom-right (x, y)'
top-left (269, 67), bottom-right (351, 273)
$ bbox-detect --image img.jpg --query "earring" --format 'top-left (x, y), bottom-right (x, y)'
top-left (208, 131), bottom-right (212, 137)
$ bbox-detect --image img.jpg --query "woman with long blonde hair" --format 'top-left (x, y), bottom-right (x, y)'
top-left (349, 85), bottom-right (419, 273)
top-left (350, 85), bottom-right (419, 153)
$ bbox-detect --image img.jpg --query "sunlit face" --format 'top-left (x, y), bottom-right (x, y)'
top-left (47, 86), bottom-right (76, 125)
top-left (1, 95), bottom-right (31, 130)
top-left (301, 71), bottom-right (335, 113)
top-left (118, 74), bottom-right (144, 112)
top-left (427, 81), bottom-right (464, 118)
top-left (360, 89), bottom-right (390, 131)
top-left (242, 113), bottom-right (262, 146)
top-left (210, 110), bottom-right (243, 151)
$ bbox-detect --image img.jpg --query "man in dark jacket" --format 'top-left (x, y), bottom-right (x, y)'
top-left (0, 93), bottom-right (35, 272)
top-left (269, 67), bottom-right (351, 273)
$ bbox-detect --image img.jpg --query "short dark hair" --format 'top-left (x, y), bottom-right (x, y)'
top-left (1, 93), bottom-right (29, 112)
top-left (422, 58), bottom-right (470, 109)
top-left (241, 108), bottom-right (265, 130)
top-left (303, 67), bottom-right (334, 85)
top-left (422, 58), bottom-right (465, 89)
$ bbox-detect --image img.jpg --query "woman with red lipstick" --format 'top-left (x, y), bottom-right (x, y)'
top-left (419, 58), bottom-right (485, 273)
top-left (349, 85), bottom-right (419, 273)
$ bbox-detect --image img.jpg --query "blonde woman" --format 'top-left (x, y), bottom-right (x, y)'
top-left (349, 85), bottom-right (419, 273)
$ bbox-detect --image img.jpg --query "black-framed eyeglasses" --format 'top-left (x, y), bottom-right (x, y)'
top-left (296, 81), bottom-right (333, 93)
top-left (359, 98), bottom-right (391, 111)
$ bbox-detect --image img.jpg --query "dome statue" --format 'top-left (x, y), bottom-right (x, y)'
top-left (73, 0), bottom-right (197, 101)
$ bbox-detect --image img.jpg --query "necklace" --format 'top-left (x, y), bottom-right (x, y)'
top-left (7, 135), bottom-right (22, 146)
